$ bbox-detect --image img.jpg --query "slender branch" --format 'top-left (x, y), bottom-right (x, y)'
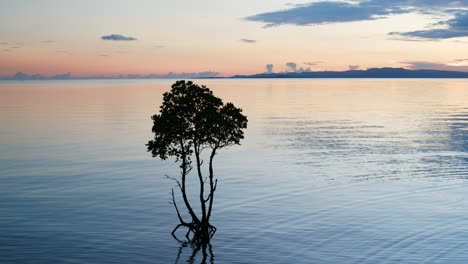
top-left (171, 189), bottom-right (185, 224)
top-left (179, 139), bottom-right (200, 224)
top-left (165, 175), bottom-right (182, 191)
top-left (204, 193), bottom-right (211, 203)
top-left (209, 225), bottom-right (217, 238)
top-left (171, 224), bottom-right (185, 243)
top-left (206, 147), bottom-right (217, 222)
top-left (194, 142), bottom-right (207, 222)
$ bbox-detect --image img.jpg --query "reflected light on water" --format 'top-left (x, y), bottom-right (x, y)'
top-left (0, 79), bottom-right (468, 263)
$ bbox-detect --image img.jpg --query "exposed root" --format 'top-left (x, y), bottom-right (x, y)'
top-left (171, 222), bottom-right (217, 246)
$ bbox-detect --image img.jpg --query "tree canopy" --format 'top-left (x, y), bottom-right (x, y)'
top-left (147, 80), bottom-right (247, 160)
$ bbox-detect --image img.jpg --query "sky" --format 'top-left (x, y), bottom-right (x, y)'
top-left (1, 0), bottom-right (468, 77)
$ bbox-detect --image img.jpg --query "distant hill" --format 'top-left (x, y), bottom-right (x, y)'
top-left (231, 67), bottom-right (468, 78)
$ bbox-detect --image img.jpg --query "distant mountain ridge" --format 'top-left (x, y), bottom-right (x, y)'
top-left (231, 67), bottom-right (468, 78)
top-left (3, 67), bottom-right (468, 80)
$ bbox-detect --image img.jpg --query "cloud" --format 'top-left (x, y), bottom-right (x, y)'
top-left (172, 71), bottom-right (220, 78)
top-left (349, 65), bottom-right (361, 70)
top-left (139, 71), bottom-right (221, 79)
top-left (286, 62), bottom-right (297, 71)
top-left (365, 0), bottom-right (468, 8)
top-left (402, 60), bottom-right (468, 71)
top-left (240, 38), bottom-right (256, 43)
top-left (245, 1), bottom-right (468, 40)
top-left (285, 62), bottom-right (312, 73)
top-left (52, 73), bottom-right (73, 79)
top-left (0, 42), bottom-right (8, 45)
top-left (390, 29), bottom-right (468, 39)
top-left (245, 1), bottom-right (406, 27)
top-left (265, 64), bottom-right (274, 73)
top-left (101, 34), bottom-right (137, 41)
top-left (390, 11), bottom-right (468, 39)
top-left (304, 61), bottom-right (323, 66)
top-left (153, 45), bottom-right (165, 48)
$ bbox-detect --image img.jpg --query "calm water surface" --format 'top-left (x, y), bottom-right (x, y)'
top-left (1, 79), bottom-right (467, 263)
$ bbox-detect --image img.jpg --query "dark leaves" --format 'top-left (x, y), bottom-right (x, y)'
top-left (147, 80), bottom-right (248, 161)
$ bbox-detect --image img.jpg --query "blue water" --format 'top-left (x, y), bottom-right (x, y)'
top-left (1, 79), bottom-right (467, 263)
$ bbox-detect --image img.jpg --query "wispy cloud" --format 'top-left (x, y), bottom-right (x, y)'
top-left (390, 29), bottom-right (467, 40)
top-left (391, 11), bottom-right (468, 40)
top-left (402, 60), bottom-right (468, 71)
top-left (240, 38), bottom-right (256, 43)
top-left (304, 61), bottom-right (323, 66)
top-left (349, 65), bottom-right (361, 70)
top-left (101, 34), bottom-right (137, 41)
top-left (153, 45), bottom-right (165, 48)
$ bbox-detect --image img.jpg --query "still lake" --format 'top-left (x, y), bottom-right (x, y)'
top-left (1, 79), bottom-right (467, 263)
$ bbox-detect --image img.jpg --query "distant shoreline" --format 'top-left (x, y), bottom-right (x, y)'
top-left (3, 77), bottom-right (468, 81)
top-left (2, 68), bottom-right (468, 80)
top-left (229, 67), bottom-right (468, 79)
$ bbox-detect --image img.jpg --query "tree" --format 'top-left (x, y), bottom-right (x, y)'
top-left (147, 80), bottom-right (248, 246)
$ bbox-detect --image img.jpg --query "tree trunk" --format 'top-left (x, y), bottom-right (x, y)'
top-left (170, 142), bottom-right (217, 246)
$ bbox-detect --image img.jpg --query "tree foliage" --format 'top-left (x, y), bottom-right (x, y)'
top-left (147, 80), bottom-right (247, 245)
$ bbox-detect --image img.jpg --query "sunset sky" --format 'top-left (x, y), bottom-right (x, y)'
top-left (2, 0), bottom-right (468, 77)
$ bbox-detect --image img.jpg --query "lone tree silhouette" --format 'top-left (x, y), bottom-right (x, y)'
top-left (147, 80), bottom-right (248, 245)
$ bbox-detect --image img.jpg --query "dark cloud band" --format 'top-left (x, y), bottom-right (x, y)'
top-left (245, 1), bottom-right (468, 40)
top-left (240, 39), bottom-right (256, 43)
top-left (245, 1), bottom-right (406, 27)
top-left (101, 34), bottom-right (137, 41)
top-left (390, 11), bottom-right (468, 39)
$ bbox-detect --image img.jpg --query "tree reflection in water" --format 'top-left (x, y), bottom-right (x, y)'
top-left (174, 243), bottom-right (214, 264)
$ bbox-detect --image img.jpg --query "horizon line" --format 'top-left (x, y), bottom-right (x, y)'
top-left (3, 67), bottom-right (468, 80)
